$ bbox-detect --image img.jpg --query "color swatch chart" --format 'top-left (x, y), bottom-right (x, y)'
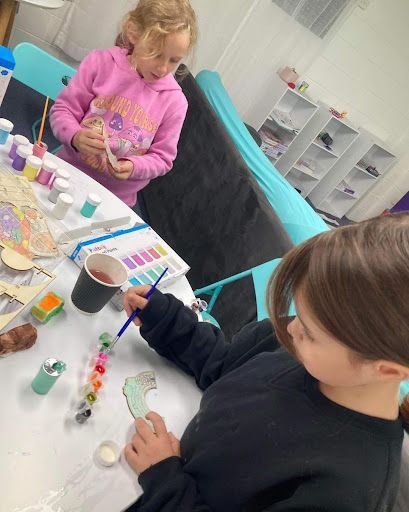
top-left (122, 243), bottom-right (185, 287)
top-left (71, 224), bottom-right (190, 289)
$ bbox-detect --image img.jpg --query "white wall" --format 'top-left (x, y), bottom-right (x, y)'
top-left (302, 0), bottom-right (409, 219)
top-left (9, 2), bottom-right (78, 66)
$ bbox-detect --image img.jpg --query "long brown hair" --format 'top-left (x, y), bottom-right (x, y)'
top-left (267, 212), bottom-right (409, 429)
top-left (115, 0), bottom-right (197, 74)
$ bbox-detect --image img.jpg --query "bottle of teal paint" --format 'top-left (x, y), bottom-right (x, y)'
top-left (31, 358), bottom-right (66, 394)
top-left (80, 193), bottom-right (102, 218)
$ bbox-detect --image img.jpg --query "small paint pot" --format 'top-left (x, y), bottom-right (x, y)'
top-left (37, 159), bottom-right (57, 186)
top-left (94, 364), bottom-right (106, 375)
top-left (89, 371), bottom-right (100, 383)
top-left (12, 144), bottom-right (33, 172)
top-left (31, 357), bottom-right (65, 395)
top-left (75, 407), bottom-right (92, 424)
top-left (52, 192), bottom-right (73, 220)
top-left (8, 134), bottom-right (30, 159)
top-left (22, 155), bottom-right (42, 182)
top-left (85, 391), bottom-right (98, 405)
top-left (80, 193), bottom-right (101, 218)
top-left (95, 441), bottom-right (120, 467)
top-left (32, 141), bottom-right (48, 159)
top-left (48, 177), bottom-right (70, 204)
top-left (49, 167), bottom-right (70, 189)
top-left (92, 379), bottom-right (103, 392)
top-left (0, 118), bottom-right (14, 145)
top-left (80, 383), bottom-right (93, 397)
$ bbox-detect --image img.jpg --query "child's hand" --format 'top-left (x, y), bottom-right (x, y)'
top-left (72, 129), bottom-right (106, 155)
top-left (123, 285), bottom-right (151, 326)
top-left (125, 412), bottom-right (181, 476)
top-left (107, 159), bottom-right (134, 180)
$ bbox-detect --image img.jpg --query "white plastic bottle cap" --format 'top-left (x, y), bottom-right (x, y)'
top-left (42, 160), bottom-right (58, 173)
top-left (87, 193), bottom-right (102, 206)
top-left (0, 118), bottom-right (14, 132)
top-left (53, 178), bottom-right (70, 192)
top-left (26, 155), bottom-right (42, 169)
top-left (57, 193), bottom-right (74, 206)
top-left (16, 145), bottom-right (33, 159)
top-left (95, 440), bottom-right (120, 467)
top-left (55, 168), bottom-right (71, 181)
top-left (13, 134), bottom-right (30, 146)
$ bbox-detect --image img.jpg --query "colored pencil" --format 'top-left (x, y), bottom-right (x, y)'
top-left (109, 267), bottom-right (168, 350)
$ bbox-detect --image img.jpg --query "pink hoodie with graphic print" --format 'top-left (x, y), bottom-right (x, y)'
top-left (50, 47), bottom-right (188, 206)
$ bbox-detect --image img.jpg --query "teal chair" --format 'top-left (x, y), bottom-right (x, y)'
top-left (194, 258), bottom-right (295, 327)
top-left (12, 43), bottom-right (77, 152)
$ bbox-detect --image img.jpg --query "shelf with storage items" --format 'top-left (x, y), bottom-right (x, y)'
top-left (308, 129), bottom-right (396, 219)
top-left (258, 73), bottom-right (318, 165)
top-left (276, 102), bottom-right (360, 198)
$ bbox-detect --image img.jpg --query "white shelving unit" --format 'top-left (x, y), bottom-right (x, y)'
top-left (276, 102), bottom-right (360, 198)
top-left (257, 73), bottom-right (318, 167)
top-left (308, 129), bottom-right (396, 218)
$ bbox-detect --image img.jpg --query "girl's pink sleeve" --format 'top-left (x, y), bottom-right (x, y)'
top-left (50, 51), bottom-right (99, 147)
top-left (125, 100), bottom-right (188, 182)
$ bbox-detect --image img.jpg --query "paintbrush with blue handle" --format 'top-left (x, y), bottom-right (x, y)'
top-left (109, 267), bottom-right (168, 350)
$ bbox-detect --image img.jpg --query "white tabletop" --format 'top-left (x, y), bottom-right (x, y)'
top-left (0, 139), bottom-right (202, 512)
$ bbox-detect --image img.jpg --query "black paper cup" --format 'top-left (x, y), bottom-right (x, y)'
top-left (71, 253), bottom-right (128, 314)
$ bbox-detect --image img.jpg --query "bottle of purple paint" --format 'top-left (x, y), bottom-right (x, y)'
top-left (12, 145), bottom-right (33, 172)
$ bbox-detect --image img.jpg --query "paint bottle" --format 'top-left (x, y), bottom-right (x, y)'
top-left (12, 144), bottom-right (33, 172)
top-left (31, 358), bottom-right (66, 394)
top-left (22, 155), bottom-right (42, 182)
top-left (48, 177), bottom-right (70, 204)
top-left (80, 193), bottom-right (101, 218)
top-left (8, 134), bottom-right (30, 160)
top-left (32, 141), bottom-right (48, 159)
top-left (0, 118), bottom-right (13, 145)
top-left (49, 167), bottom-right (70, 189)
top-left (52, 192), bottom-right (73, 220)
top-left (37, 159), bottom-right (57, 186)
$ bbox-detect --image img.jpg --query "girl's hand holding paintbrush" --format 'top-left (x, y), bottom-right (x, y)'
top-left (123, 285), bottom-right (152, 326)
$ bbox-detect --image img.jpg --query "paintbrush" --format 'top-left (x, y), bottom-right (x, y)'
top-left (109, 267), bottom-right (168, 350)
top-left (37, 96), bottom-right (50, 145)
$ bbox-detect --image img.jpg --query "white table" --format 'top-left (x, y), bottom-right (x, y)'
top-left (0, 139), bottom-right (202, 512)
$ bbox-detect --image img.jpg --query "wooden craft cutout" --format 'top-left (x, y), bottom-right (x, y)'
top-left (0, 241), bottom-right (55, 331)
top-left (1, 246), bottom-right (34, 271)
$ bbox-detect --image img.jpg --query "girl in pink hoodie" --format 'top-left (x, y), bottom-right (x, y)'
top-left (50, 0), bottom-right (198, 208)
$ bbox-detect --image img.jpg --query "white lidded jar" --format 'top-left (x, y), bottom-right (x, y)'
top-left (52, 193), bottom-right (74, 220)
top-left (49, 167), bottom-right (71, 189)
top-left (48, 177), bottom-right (70, 204)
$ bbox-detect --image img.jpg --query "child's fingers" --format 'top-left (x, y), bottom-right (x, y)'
top-left (82, 144), bottom-right (106, 156)
top-left (83, 129), bottom-right (105, 141)
top-left (85, 139), bottom-right (106, 151)
top-left (146, 411), bottom-right (168, 437)
top-left (125, 285), bottom-right (152, 300)
top-left (124, 293), bottom-right (148, 312)
top-left (135, 417), bottom-right (156, 442)
top-left (124, 443), bottom-right (139, 465)
top-left (168, 432), bottom-right (181, 456)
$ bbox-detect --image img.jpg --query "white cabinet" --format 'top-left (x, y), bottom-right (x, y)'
top-left (275, 102), bottom-right (360, 198)
top-left (257, 73), bottom-right (318, 168)
top-left (308, 130), bottom-right (396, 218)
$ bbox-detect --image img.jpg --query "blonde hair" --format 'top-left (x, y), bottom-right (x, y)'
top-left (267, 212), bottom-right (409, 430)
top-left (116, 0), bottom-right (197, 67)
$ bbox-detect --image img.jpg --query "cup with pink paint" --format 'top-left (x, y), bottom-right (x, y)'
top-left (71, 253), bottom-right (128, 314)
